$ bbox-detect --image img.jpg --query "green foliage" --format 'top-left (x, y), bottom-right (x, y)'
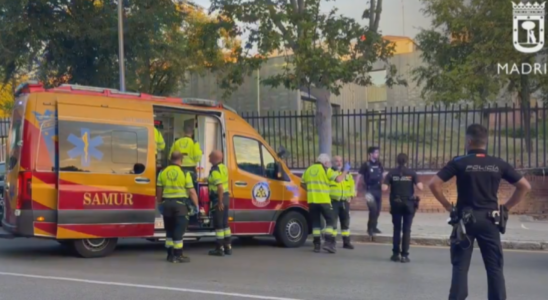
top-left (209, 0), bottom-right (405, 97)
top-left (413, 0), bottom-right (548, 105)
top-left (0, 0), bottom-right (234, 95)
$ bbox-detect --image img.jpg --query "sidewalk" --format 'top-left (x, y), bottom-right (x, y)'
top-left (345, 211), bottom-right (548, 251)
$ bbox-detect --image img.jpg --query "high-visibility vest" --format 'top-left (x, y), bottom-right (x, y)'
top-left (208, 163), bottom-right (230, 198)
top-left (302, 163), bottom-right (337, 204)
top-left (157, 165), bottom-right (193, 198)
top-left (329, 169), bottom-right (355, 201)
top-left (154, 128), bottom-right (165, 155)
top-left (169, 137), bottom-right (203, 167)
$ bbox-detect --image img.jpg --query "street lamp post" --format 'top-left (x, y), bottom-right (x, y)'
top-left (118, 0), bottom-right (126, 92)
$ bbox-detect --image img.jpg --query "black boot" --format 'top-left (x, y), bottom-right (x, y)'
top-left (390, 253), bottom-right (400, 262)
top-left (223, 237), bottom-right (232, 255)
top-left (342, 237), bottom-right (354, 250)
top-left (401, 256), bottom-right (410, 263)
top-left (166, 247), bottom-right (174, 262)
top-left (208, 240), bottom-right (225, 256)
top-left (322, 235), bottom-right (336, 254)
top-left (313, 237), bottom-right (321, 253)
top-left (173, 249), bottom-right (190, 263)
top-left (367, 221), bottom-right (376, 237)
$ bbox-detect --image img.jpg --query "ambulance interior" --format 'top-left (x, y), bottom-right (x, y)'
top-left (153, 107), bottom-right (223, 230)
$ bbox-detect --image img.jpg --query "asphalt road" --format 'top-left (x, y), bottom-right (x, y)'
top-left (0, 238), bottom-right (546, 300)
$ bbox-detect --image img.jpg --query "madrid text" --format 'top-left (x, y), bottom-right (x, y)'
top-left (497, 63), bottom-right (548, 75)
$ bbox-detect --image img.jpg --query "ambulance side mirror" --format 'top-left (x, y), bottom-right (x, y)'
top-left (275, 161), bottom-right (283, 179)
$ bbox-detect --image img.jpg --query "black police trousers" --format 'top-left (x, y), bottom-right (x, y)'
top-left (390, 200), bottom-right (415, 257)
top-left (310, 203), bottom-right (335, 238)
top-left (367, 188), bottom-right (382, 230)
top-left (332, 200), bottom-right (350, 236)
top-left (162, 198), bottom-right (189, 251)
top-left (449, 210), bottom-right (506, 300)
top-left (211, 192), bottom-right (231, 247)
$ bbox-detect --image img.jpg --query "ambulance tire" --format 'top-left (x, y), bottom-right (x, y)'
top-left (274, 211), bottom-right (308, 248)
top-left (72, 238), bottom-right (118, 258)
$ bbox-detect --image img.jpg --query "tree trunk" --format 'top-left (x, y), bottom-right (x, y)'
top-left (519, 74), bottom-right (532, 153)
top-left (301, 86), bottom-right (332, 156)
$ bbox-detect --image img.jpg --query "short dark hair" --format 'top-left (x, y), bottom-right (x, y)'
top-left (368, 146), bottom-right (379, 154)
top-left (466, 124), bottom-right (488, 147)
top-left (396, 153), bottom-right (408, 167)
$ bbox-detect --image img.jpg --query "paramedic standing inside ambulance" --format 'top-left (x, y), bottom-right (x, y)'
top-left (207, 150), bottom-right (232, 256)
top-left (301, 154), bottom-right (350, 253)
top-left (169, 126), bottom-right (203, 187)
top-left (154, 127), bottom-right (165, 156)
top-left (157, 151), bottom-right (199, 263)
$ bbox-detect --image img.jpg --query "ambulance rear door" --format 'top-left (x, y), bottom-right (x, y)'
top-left (55, 97), bottom-right (156, 239)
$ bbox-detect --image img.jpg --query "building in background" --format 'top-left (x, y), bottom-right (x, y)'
top-left (178, 35), bottom-right (425, 114)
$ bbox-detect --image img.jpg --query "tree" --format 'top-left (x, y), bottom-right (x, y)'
top-left (413, 0), bottom-right (548, 152)
top-left (0, 0), bottom-right (237, 96)
top-left (210, 0), bottom-right (404, 155)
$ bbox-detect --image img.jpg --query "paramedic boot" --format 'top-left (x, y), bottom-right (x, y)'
top-left (223, 238), bottom-right (232, 255)
top-left (208, 240), bottom-right (225, 257)
top-left (323, 235), bottom-right (336, 254)
top-left (342, 236), bottom-right (354, 250)
top-left (166, 247), bottom-right (174, 262)
top-left (173, 249), bottom-right (190, 263)
top-left (313, 237), bottom-right (321, 253)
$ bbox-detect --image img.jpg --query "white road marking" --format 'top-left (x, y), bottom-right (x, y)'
top-left (521, 223), bottom-right (529, 230)
top-left (0, 271), bottom-right (304, 300)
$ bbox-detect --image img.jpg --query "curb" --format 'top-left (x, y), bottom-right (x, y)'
top-left (347, 234), bottom-right (548, 251)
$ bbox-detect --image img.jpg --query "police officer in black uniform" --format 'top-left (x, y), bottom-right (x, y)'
top-left (382, 153), bottom-right (423, 263)
top-left (359, 146), bottom-right (384, 236)
top-left (429, 124), bottom-right (531, 300)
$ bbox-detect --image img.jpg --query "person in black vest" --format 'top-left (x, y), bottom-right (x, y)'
top-left (429, 124), bottom-right (531, 300)
top-left (359, 146), bottom-right (384, 236)
top-left (382, 153), bottom-right (423, 263)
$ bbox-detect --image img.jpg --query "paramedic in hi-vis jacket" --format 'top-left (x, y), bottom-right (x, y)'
top-left (169, 126), bottom-right (203, 189)
top-left (157, 151), bottom-right (199, 263)
top-left (301, 154), bottom-right (350, 253)
top-left (329, 155), bottom-right (355, 249)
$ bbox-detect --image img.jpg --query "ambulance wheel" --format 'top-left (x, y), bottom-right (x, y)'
top-left (72, 238), bottom-right (118, 258)
top-left (275, 211), bottom-right (308, 248)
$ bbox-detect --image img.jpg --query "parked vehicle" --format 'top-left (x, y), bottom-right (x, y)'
top-left (0, 161), bottom-right (5, 225)
top-left (0, 82), bottom-right (309, 258)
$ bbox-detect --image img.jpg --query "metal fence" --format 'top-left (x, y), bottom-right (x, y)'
top-left (242, 104), bottom-right (548, 171)
top-left (0, 118), bottom-right (9, 162)
top-left (0, 105), bottom-right (546, 171)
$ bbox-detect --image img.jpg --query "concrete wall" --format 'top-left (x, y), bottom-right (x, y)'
top-left (292, 171), bottom-right (548, 216)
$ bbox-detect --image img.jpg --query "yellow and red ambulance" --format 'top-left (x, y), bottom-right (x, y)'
top-left (1, 82), bottom-right (309, 258)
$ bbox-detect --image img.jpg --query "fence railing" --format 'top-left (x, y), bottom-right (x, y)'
top-left (242, 104), bottom-right (548, 171)
top-left (0, 106), bottom-right (545, 171)
top-left (0, 118), bottom-right (9, 162)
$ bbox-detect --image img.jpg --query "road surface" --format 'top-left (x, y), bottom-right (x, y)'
top-left (0, 238), bottom-right (546, 300)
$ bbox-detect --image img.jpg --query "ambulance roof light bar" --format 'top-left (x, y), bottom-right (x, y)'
top-left (58, 84), bottom-right (142, 97)
top-left (182, 98), bottom-right (237, 113)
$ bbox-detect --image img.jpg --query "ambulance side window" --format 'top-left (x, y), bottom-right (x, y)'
top-left (58, 121), bottom-right (148, 174)
top-left (233, 136), bottom-right (263, 176)
top-left (233, 136), bottom-right (283, 180)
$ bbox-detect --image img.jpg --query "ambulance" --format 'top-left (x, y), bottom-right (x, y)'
top-left (0, 82), bottom-right (309, 258)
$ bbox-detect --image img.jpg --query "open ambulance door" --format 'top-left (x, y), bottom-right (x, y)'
top-left (55, 98), bottom-right (157, 243)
